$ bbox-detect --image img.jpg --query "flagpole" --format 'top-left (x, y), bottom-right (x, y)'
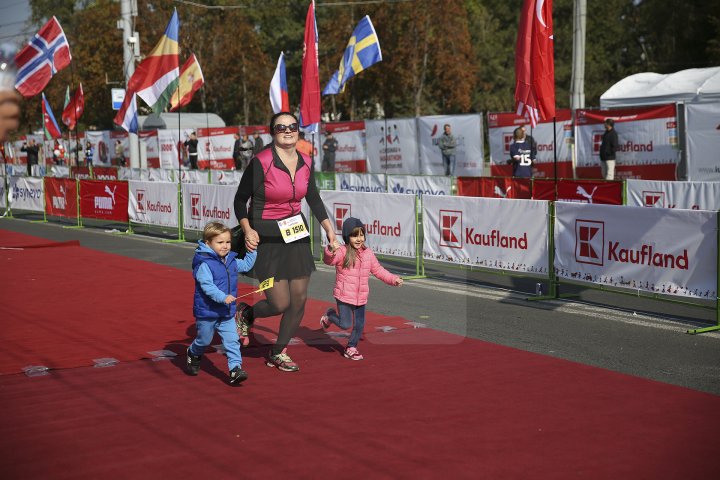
top-left (553, 116), bottom-right (558, 200)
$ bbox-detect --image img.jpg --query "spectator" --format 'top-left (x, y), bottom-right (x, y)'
top-left (508, 127), bottom-right (534, 178)
top-left (438, 124), bottom-right (457, 176)
top-left (21, 138), bottom-right (39, 176)
top-left (184, 132), bottom-right (199, 169)
top-left (252, 131), bottom-right (264, 156)
top-left (599, 118), bottom-right (618, 180)
top-left (321, 131), bottom-right (338, 172)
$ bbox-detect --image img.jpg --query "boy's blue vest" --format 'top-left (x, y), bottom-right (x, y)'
top-left (192, 250), bottom-right (239, 319)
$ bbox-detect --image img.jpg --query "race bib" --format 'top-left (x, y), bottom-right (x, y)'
top-left (277, 214), bottom-right (309, 243)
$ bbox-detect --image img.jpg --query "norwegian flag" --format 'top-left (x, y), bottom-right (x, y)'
top-left (14, 16), bottom-right (72, 98)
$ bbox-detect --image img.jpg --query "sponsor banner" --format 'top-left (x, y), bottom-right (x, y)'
top-left (181, 183), bottom-right (238, 231)
top-left (70, 166), bottom-right (117, 180)
top-left (211, 170), bottom-right (243, 185)
top-left (554, 202), bottom-right (717, 299)
top-left (576, 104), bottom-right (679, 180)
top-left (196, 127), bottom-right (238, 170)
top-left (457, 177), bottom-right (481, 197)
top-left (139, 130), bottom-right (160, 168)
top-left (179, 170), bottom-right (210, 184)
top-left (6, 164), bottom-right (27, 176)
top-left (50, 165), bottom-right (70, 178)
top-left (315, 172), bottom-right (336, 191)
top-left (129, 181), bottom-right (178, 228)
top-left (158, 129), bottom-right (189, 170)
top-left (148, 168), bottom-right (174, 182)
top-left (479, 177), bottom-right (532, 199)
top-left (321, 121), bottom-right (367, 173)
top-left (685, 103), bottom-right (720, 181)
top-left (417, 114), bottom-right (484, 176)
top-left (533, 179), bottom-right (623, 205)
top-left (365, 118), bottom-right (419, 174)
top-left (0, 180), bottom-right (6, 209)
top-left (422, 196), bottom-right (550, 274)
top-left (30, 165), bottom-right (47, 177)
top-left (109, 130), bottom-right (129, 166)
top-left (71, 166), bottom-right (92, 180)
top-left (335, 172), bottom-right (386, 192)
top-left (487, 109), bottom-right (573, 178)
top-left (8, 176), bottom-right (44, 212)
top-left (117, 167), bottom-right (136, 181)
top-left (79, 180), bottom-right (129, 222)
top-left (320, 190), bottom-right (416, 258)
top-left (82, 131), bottom-right (112, 166)
top-left (387, 175), bottom-right (452, 196)
top-left (44, 177), bottom-right (78, 218)
top-left (626, 179), bottom-right (720, 211)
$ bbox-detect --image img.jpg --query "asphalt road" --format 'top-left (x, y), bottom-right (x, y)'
top-left (1, 216), bottom-right (718, 395)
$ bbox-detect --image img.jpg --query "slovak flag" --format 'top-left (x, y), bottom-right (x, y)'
top-left (269, 52), bottom-right (290, 114)
top-left (42, 93), bottom-right (62, 140)
top-left (15, 16), bottom-right (72, 98)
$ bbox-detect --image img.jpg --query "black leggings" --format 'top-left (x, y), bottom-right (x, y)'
top-left (249, 277), bottom-right (309, 355)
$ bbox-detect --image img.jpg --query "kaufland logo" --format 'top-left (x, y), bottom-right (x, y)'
top-left (137, 190), bottom-right (146, 213)
top-left (334, 203), bottom-right (351, 233)
top-left (191, 194), bottom-right (201, 220)
top-left (643, 191), bottom-right (664, 208)
top-left (575, 219), bottom-right (604, 266)
top-left (592, 131), bottom-right (604, 155)
top-left (440, 210), bottom-right (462, 248)
top-left (503, 133), bottom-right (513, 154)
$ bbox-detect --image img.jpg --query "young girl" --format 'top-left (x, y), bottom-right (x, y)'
top-left (321, 217), bottom-right (403, 360)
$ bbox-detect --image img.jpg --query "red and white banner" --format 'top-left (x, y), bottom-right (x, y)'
top-left (487, 109), bottom-right (573, 178)
top-left (417, 114), bottom-right (484, 176)
top-left (685, 102), bottom-right (720, 181)
top-left (477, 177), bottom-right (533, 199)
top-left (139, 130), bottom-right (160, 168)
top-left (386, 175), bottom-right (452, 196)
top-left (576, 104), bottom-right (679, 180)
top-left (365, 118), bottom-right (419, 174)
top-left (181, 183), bottom-right (238, 231)
top-left (71, 166), bottom-right (119, 181)
top-left (0, 180), bottom-right (6, 210)
top-left (44, 177), bottom-right (77, 218)
top-left (8, 176), bottom-right (44, 212)
top-left (335, 172), bottom-right (386, 192)
top-left (320, 190), bottom-right (416, 258)
top-left (196, 127), bottom-right (238, 170)
top-left (129, 180), bottom-right (178, 228)
top-left (210, 170), bottom-right (243, 185)
top-left (625, 179), bottom-right (720, 211)
top-left (554, 202), bottom-right (717, 299)
top-left (422, 196), bottom-right (550, 274)
top-left (79, 180), bottom-right (129, 222)
top-left (82, 131), bottom-right (112, 166)
top-left (179, 170), bottom-right (209, 184)
top-left (533, 179), bottom-right (623, 205)
top-left (322, 121), bottom-right (367, 172)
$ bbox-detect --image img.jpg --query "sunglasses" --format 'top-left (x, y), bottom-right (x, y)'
top-left (273, 123), bottom-right (299, 135)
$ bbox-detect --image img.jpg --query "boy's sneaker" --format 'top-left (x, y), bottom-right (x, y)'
top-left (186, 347), bottom-right (201, 375)
top-left (343, 347), bottom-right (364, 361)
top-left (235, 303), bottom-right (253, 346)
top-left (229, 366), bottom-right (249, 385)
top-left (320, 309), bottom-right (332, 329)
top-left (265, 348), bottom-right (300, 372)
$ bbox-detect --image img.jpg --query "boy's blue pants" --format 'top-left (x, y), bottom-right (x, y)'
top-left (189, 316), bottom-right (242, 371)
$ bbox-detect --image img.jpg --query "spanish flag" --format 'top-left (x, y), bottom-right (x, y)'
top-left (169, 54), bottom-right (205, 112)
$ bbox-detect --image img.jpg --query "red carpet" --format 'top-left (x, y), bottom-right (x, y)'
top-left (1, 229), bottom-right (719, 478)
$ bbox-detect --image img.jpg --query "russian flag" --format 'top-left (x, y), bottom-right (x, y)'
top-left (269, 51), bottom-right (289, 114)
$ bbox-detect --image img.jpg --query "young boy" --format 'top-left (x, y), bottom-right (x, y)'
top-left (187, 221), bottom-right (257, 385)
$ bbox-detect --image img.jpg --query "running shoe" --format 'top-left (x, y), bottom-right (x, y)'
top-left (343, 347), bottom-right (364, 361)
top-left (265, 348), bottom-right (300, 372)
top-left (229, 366), bottom-right (249, 385)
top-left (235, 302), bottom-right (252, 346)
top-left (186, 347), bottom-right (201, 375)
top-left (320, 309), bottom-right (332, 329)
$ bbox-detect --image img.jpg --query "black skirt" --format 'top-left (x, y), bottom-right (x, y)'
top-left (247, 215), bottom-right (316, 280)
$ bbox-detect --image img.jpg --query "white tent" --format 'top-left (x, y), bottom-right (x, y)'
top-left (600, 67), bottom-right (720, 107)
top-left (138, 112), bottom-right (226, 130)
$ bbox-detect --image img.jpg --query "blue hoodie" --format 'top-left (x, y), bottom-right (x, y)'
top-left (192, 240), bottom-right (257, 319)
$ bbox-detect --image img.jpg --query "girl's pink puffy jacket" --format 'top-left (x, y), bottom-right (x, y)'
top-left (323, 245), bottom-right (400, 306)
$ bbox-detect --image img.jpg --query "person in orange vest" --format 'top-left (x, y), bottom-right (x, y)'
top-left (295, 131), bottom-right (316, 160)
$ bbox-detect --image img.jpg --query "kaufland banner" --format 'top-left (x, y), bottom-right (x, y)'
top-left (44, 177), bottom-right (78, 218)
top-left (625, 179), bottom-right (720, 211)
top-left (211, 170), bottom-right (243, 185)
top-left (685, 103), bottom-right (720, 181)
top-left (365, 118), bottom-right (419, 174)
top-left (181, 183), bottom-right (238, 231)
top-left (79, 180), bottom-right (129, 222)
top-left (195, 127), bottom-right (237, 170)
top-left (575, 104), bottom-right (679, 180)
top-left (129, 180), bottom-right (178, 228)
top-left (487, 109), bottom-right (573, 178)
top-left (335, 172), bottom-right (386, 192)
top-left (139, 131), bottom-right (160, 168)
top-left (417, 114), bottom-right (484, 176)
top-left (158, 129), bottom-right (190, 170)
top-left (554, 202), bottom-right (717, 299)
top-left (320, 190), bottom-right (416, 258)
top-left (422, 196), bottom-right (550, 274)
top-left (8, 176), bottom-right (44, 212)
top-left (321, 121), bottom-right (367, 173)
top-left (387, 174), bottom-right (451, 196)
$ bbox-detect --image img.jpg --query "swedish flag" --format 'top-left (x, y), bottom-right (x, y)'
top-left (323, 16), bottom-right (382, 95)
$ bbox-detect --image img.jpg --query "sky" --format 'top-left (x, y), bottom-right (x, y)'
top-left (0, 0), bottom-right (33, 48)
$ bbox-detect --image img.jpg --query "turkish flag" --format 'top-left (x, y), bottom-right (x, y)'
top-left (61, 83), bottom-right (84, 130)
top-left (515, 0), bottom-right (555, 127)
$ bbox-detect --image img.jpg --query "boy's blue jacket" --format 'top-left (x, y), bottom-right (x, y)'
top-left (192, 241), bottom-right (257, 319)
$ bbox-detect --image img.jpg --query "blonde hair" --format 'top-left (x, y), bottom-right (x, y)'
top-left (203, 221), bottom-right (230, 242)
top-left (342, 226), bottom-right (365, 269)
